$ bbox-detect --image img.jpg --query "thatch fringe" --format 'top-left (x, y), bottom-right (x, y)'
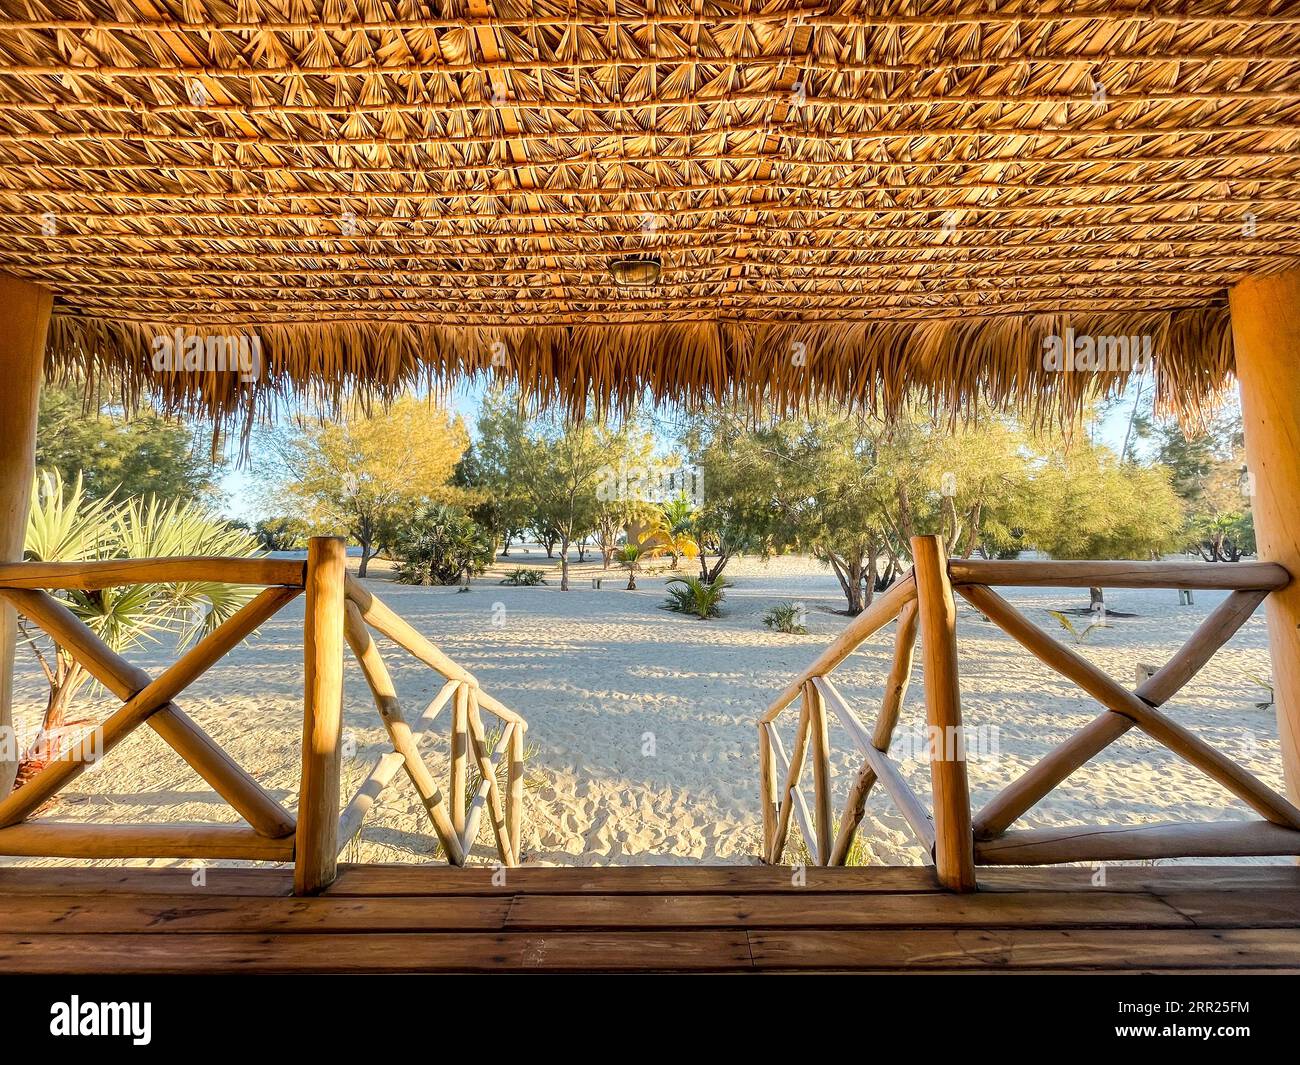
top-left (47, 306), bottom-right (1234, 436)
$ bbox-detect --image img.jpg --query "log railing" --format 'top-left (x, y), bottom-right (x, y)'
top-left (0, 536), bottom-right (526, 895)
top-left (759, 534), bottom-right (1300, 890)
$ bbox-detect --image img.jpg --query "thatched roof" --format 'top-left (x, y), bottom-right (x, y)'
top-left (1, 1), bottom-right (1297, 430)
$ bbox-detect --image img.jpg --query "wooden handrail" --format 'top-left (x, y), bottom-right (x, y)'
top-left (762, 574), bottom-right (916, 723)
top-left (758, 547), bottom-right (1297, 881)
top-left (0, 540), bottom-right (527, 884)
top-left (948, 558), bottom-right (1290, 591)
top-left (0, 557), bottom-right (306, 590)
top-left (341, 574), bottom-right (528, 869)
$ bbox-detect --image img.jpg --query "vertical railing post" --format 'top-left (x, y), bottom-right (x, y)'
top-left (911, 535), bottom-right (977, 892)
top-left (805, 678), bottom-right (833, 865)
top-left (508, 724), bottom-right (524, 865)
top-left (295, 535), bottom-right (347, 895)
top-left (757, 723), bottom-right (778, 862)
top-left (451, 682), bottom-right (469, 840)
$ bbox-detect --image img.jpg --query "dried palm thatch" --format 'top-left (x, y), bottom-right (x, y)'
top-left (0, 1), bottom-right (1298, 433)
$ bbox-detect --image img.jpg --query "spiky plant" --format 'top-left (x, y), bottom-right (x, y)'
top-left (663, 575), bottom-right (729, 619)
top-left (613, 542), bottom-right (650, 590)
top-left (763, 602), bottom-right (809, 635)
top-left (15, 471), bottom-right (263, 790)
top-left (499, 567), bottom-right (547, 586)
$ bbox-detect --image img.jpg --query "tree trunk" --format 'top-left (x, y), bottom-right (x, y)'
top-left (559, 536), bottom-right (570, 591)
top-left (961, 504), bottom-right (983, 558)
top-left (357, 542), bottom-right (373, 577)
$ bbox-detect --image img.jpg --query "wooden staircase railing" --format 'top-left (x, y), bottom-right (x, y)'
top-left (0, 536), bottom-right (526, 895)
top-left (759, 534), bottom-right (1300, 890)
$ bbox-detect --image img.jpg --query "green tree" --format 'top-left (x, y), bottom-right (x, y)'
top-left (36, 384), bottom-right (218, 504)
top-left (271, 397), bottom-right (469, 576)
top-left (1027, 442), bottom-right (1185, 608)
top-left (528, 414), bottom-right (643, 591)
top-left (465, 390), bottom-right (534, 554)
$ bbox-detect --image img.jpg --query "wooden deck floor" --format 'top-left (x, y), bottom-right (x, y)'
top-left (0, 863), bottom-right (1298, 973)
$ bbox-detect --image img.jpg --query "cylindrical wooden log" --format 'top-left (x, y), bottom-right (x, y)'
top-left (970, 588), bottom-right (1267, 839)
top-left (451, 682), bottom-right (469, 836)
top-left (964, 581), bottom-right (1300, 831)
top-left (805, 678), bottom-right (833, 865)
top-left (757, 723), bottom-right (778, 862)
top-left (0, 273), bottom-right (52, 796)
top-left (762, 575), bottom-right (916, 723)
top-left (911, 535), bottom-right (977, 892)
top-left (769, 697), bottom-right (812, 864)
top-left (0, 586), bottom-right (297, 838)
top-left (0, 821), bottom-right (294, 861)
top-left (295, 536), bottom-right (347, 895)
top-left (1232, 265), bottom-right (1300, 809)
top-left (342, 601), bottom-right (463, 863)
top-left (343, 575), bottom-right (476, 685)
top-left (875, 599), bottom-right (919, 750)
top-left (465, 690), bottom-right (514, 865)
top-left (508, 723), bottom-right (524, 865)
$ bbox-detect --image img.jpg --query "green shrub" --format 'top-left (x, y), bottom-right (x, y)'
top-left (499, 567), bottom-right (547, 586)
top-left (663, 575), bottom-right (729, 619)
top-left (392, 504), bottom-right (494, 586)
top-left (763, 602), bottom-right (808, 634)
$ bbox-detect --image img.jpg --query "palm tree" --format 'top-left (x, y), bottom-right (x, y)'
top-left (650, 496), bottom-right (701, 569)
top-left (613, 543), bottom-right (650, 590)
top-left (14, 471), bottom-right (262, 789)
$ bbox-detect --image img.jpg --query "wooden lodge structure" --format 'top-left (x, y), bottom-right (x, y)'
top-left (1, 1), bottom-right (1300, 973)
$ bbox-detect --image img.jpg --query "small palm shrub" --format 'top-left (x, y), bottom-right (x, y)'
top-left (499, 567), bottom-right (547, 586)
top-left (392, 504), bottom-right (493, 586)
top-left (613, 543), bottom-right (649, 590)
top-left (663, 575), bottom-right (729, 619)
top-left (17, 471), bottom-right (264, 788)
top-left (763, 602), bottom-right (808, 635)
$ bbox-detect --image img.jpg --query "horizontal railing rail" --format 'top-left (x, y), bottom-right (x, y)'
top-left (759, 538), bottom-right (1300, 889)
top-left (0, 539), bottom-right (525, 891)
top-left (0, 557), bottom-right (306, 591)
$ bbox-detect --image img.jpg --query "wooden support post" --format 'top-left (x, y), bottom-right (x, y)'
top-left (0, 273), bottom-right (52, 796)
top-left (451, 682), bottom-right (469, 836)
top-left (1231, 266), bottom-right (1300, 809)
top-left (805, 678), bottom-right (833, 865)
top-left (508, 723), bottom-right (524, 865)
top-left (911, 535), bottom-right (977, 892)
top-left (295, 536), bottom-right (346, 895)
top-left (757, 723), bottom-right (778, 862)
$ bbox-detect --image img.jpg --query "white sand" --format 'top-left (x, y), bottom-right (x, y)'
top-left (2, 550), bottom-right (1286, 870)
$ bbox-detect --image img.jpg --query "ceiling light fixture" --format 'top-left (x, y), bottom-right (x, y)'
top-left (609, 255), bottom-right (662, 286)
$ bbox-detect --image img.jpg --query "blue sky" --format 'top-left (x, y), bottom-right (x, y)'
top-left (216, 372), bottom-right (1151, 522)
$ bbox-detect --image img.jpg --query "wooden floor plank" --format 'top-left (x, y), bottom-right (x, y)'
top-left (0, 894), bottom-right (511, 933)
top-left (1156, 889), bottom-right (1300, 929)
top-left (975, 864), bottom-right (1300, 893)
top-left (505, 890), bottom-right (1192, 930)
top-left (0, 866), bottom-right (293, 896)
top-left (746, 927), bottom-right (1300, 970)
top-left (0, 931), bottom-right (755, 973)
top-left (323, 864), bottom-right (943, 895)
